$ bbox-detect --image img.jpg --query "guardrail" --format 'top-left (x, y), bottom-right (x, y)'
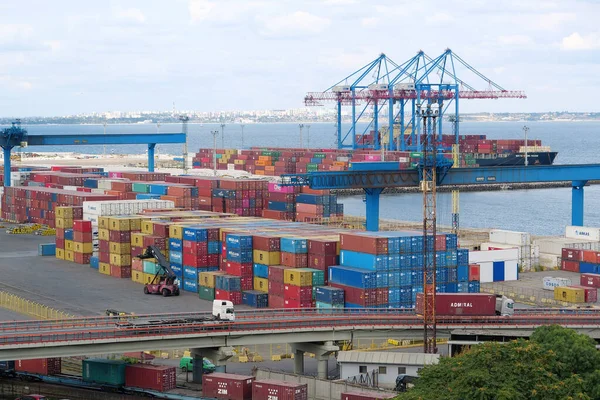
top-left (0, 291), bottom-right (75, 321)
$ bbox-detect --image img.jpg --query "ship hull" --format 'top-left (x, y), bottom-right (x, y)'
top-left (474, 152), bottom-right (557, 167)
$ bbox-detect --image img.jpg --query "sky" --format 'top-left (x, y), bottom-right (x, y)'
top-left (0, 0), bottom-right (599, 116)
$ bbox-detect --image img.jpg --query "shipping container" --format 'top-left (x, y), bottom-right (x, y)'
top-left (562, 248), bottom-right (584, 261)
top-left (203, 373), bottom-right (254, 400)
top-left (15, 358), bottom-right (61, 375)
top-left (329, 266), bottom-right (377, 289)
top-left (554, 286), bottom-right (586, 303)
top-left (543, 276), bottom-right (573, 291)
top-left (569, 285), bottom-right (598, 303)
top-left (580, 273), bottom-right (600, 289)
top-left (315, 286), bottom-right (345, 305)
top-left (415, 293), bottom-right (496, 316)
top-left (340, 233), bottom-right (387, 254)
top-left (252, 379), bottom-right (308, 400)
top-left (82, 359), bottom-right (126, 386)
top-left (125, 364), bottom-right (176, 392)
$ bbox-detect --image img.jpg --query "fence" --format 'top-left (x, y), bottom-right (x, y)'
top-left (481, 283), bottom-right (574, 307)
top-left (0, 291), bottom-right (75, 320)
top-left (255, 368), bottom-right (397, 400)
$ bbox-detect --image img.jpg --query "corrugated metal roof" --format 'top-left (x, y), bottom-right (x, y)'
top-left (337, 351), bottom-right (440, 366)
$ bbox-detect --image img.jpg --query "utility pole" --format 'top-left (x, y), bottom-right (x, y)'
top-left (220, 123), bottom-right (226, 148)
top-left (523, 125), bottom-right (529, 167)
top-left (211, 130), bottom-right (219, 176)
top-left (103, 121), bottom-right (107, 158)
top-left (306, 125), bottom-right (311, 149)
top-left (240, 124), bottom-right (245, 148)
top-left (299, 124), bottom-right (304, 148)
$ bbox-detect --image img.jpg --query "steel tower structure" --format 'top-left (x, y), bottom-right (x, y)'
top-left (305, 49), bottom-right (526, 151)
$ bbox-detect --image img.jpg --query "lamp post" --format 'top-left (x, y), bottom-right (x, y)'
top-left (211, 130), bottom-right (219, 176)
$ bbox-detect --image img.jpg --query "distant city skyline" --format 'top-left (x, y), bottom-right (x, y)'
top-left (0, 1), bottom-right (598, 116)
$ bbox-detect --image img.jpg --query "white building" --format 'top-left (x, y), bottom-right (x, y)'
top-left (337, 351), bottom-right (440, 389)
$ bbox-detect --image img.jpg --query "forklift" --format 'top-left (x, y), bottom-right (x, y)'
top-left (138, 245), bottom-right (180, 297)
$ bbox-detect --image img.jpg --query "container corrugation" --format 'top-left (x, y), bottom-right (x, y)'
top-left (242, 290), bottom-right (269, 308)
top-left (340, 250), bottom-right (387, 271)
top-left (328, 266), bottom-right (377, 289)
top-left (284, 268), bottom-right (313, 286)
top-left (125, 364), bottom-right (176, 392)
top-left (554, 286), bottom-right (585, 303)
top-left (82, 359), bottom-right (126, 386)
top-left (203, 373), bottom-right (254, 400)
top-left (416, 293), bottom-right (496, 316)
top-left (15, 358), bottom-right (61, 375)
top-left (569, 285), bottom-right (598, 303)
top-left (542, 276), bottom-right (573, 290)
top-left (581, 273), bottom-right (600, 289)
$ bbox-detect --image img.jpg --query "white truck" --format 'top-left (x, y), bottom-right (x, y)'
top-left (213, 300), bottom-right (235, 321)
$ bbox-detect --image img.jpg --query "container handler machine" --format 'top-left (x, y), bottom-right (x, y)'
top-left (139, 245), bottom-right (180, 297)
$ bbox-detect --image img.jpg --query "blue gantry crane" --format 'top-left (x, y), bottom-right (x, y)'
top-left (280, 164), bottom-right (600, 231)
top-left (305, 49), bottom-right (526, 151)
top-left (0, 120), bottom-right (186, 186)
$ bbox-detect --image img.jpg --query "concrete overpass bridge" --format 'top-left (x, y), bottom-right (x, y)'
top-left (1, 308), bottom-right (600, 382)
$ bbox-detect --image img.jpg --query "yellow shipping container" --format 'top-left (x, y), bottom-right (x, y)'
top-left (98, 216), bottom-right (110, 229)
top-left (56, 218), bottom-right (73, 229)
top-left (65, 240), bottom-right (74, 251)
top-left (56, 248), bottom-right (65, 260)
top-left (110, 242), bottom-right (131, 255)
top-left (74, 242), bottom-right (94, 254)
top-left (141, 220), bottom-right (154, 234)
top-left (56, 206), bottom-right (74, 219)
top-left (129, 217), bottom-right (143, 231)
top-left (198, 271), bottom-right (225, 288)
top-left (109, 217), bottom-right (130, 231)
top-left (131, 232), bottom-right (145, 247)
top-left (64, 250), bottom-right (74, 262)
top-left (284, 269), bottom-right (312, 286)
top-left (143, 272), bottom-right (156, 284)
top-left (253, 250), bottom-right (280, 265)
top-left (99, 262), bottom-right (111, 275)
top-left (110, 253), bottom-right (131, 267)
top-left (554, 286), bottom-right (586, 303)
top-left (253, 277), bottom-right (269, 293)
top-left (170, 225), bottom-right (184, 240)
top-left (131, 270), bottom-right (145, 284)
top-left (98, 229), bottom-right (110, 241)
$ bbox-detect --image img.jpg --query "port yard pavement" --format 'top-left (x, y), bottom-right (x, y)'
top-left (0, 228), bottom-right (244, 316)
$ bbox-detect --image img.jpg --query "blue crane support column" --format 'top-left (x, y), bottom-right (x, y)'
top-left (364, 188), bottom-right (383, 231)
top-left (572, 180), bottom-right (587, 226)
top-left (337, 100), bottom-right (342, 150)
top-left (2, 146), bottom-right (12, 187)
top-left (400, 101), bottom-right (406, 151)
top-left (388, 95), bottom-right (395, 151)
top-left (148, 143), bottom-right (156, 172)
top-left (373, 101), bottom-right (379, 150)
top-left (351, 89), bottom-right (357, 149)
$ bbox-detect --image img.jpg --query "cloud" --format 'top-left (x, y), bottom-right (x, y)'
top-left (427, 13), bottom-right (454, 24)
top-left (0, 24), bottom-right (34, 45)
top-left (258, 11), bottom-right (331, 38)
top-left (361, 17), bottom-right (379, 27)
top-left (189, 0), bottom-right (215, 22)
top-left (44, 40), bottom-right (62, 52)
top-left (0, 76), bottom-right (33, 90)
top-left (533, 12), bottom-right (576, 31)
top-left (561, 32), bottom-right (600, 50)
top-left (498, 35), bottom-right (534, 46)
top-left (113, 7), bottom-right (146, 23)
top-left (324, 0), bottom-right (359, 4)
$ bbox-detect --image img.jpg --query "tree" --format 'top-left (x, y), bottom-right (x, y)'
top-left (400, 326), bottom-right (597, 400)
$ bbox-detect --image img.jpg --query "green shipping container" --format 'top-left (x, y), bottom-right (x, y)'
top-left (199, 286), bottom-right (215, 301)
top-left (132, 182), bottom-right (149, 193)
top-left (410, 152), bottom-right (423, 158)
top-left (314, 153), bottom-right (326, 159)
top-left (302, 268), bottom-right (325, 287)
top-left (83, 359), bottom-right (126, 386)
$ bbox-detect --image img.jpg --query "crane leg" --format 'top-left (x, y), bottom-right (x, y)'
top-left (572, 180), bottom-right (587, 226)
top-left (3, 146), bottom-right (12, 187)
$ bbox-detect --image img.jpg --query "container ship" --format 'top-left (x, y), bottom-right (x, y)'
top-left (192, 134), bottom-right (556, 176)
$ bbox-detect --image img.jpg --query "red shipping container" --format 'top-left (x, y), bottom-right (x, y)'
top-left (125, 364), bottom-right (176, 392)
top-left (281, 252), bottom-right (308, 268)
top-left (183, 240), bottom-right (208, 255)
top-left (73, 231), bottom-right (93, 243)
top-left (253, 235), bottom-right (280, 251)
top-left (580, 273), bottom-right (600, 289)
top-left (283, 298), bottom-right (313, 309)
top-left (252, 380), bottom-right (308, 400)
top-left (215, 289), bottom-right (242, 305)
top-left (376, 288), bottom-right (388, 305)
top-left (143, 235), bottom-right (166, 250)
top-left (241, 277), bottom-right (253, 291)
top-left (183, 253), bottom-right (209, 267)
top-left (341, 392), bottom-right (396, 400)
top-left (99, 240), bottom-right (110, 253)
top-left (562, 248), bottom-right (584, 261)
top-left (468, 264), bottom-right (480, 281)
top-left (15, 358), bottom-right (61, 375)
top-left (268, 265), bottom-right (290, 283)
top-left (73, 252), bottom-right (92, 264)
top-left (55, 228), bottom-right (65, 239)
top-left (98, 251), bottom-right (110, 263)
top-left (131, 246), bottom-right (144, 258)
top-left (202, 373), bottom-right (254, 400)
top-left (111, 265), bottom-right (132, 278)
top-left (308, 239), bottom-right (338, 256)
top-left (561, 260), bottom-right (580, 273)
top-left (329, 283), bottom-right (377, 307)
top-left (340, 233), bottom-right (387, 254)
top-left (109, 230), bottom-right (131, 243)
top-left (308, 254), bottom-right (338, 270)
top-left (73, 220), bottom-right (92, 232)
top-left (269, 294), bottom-right (285, 308)
top-left (582, 250), bottom-right (600, 264)
top-left (570, 285), bottom-right (598, 303)
top-left (416, 293), bottom-right (497, 316)
top-left (226, 262), bottom-right (253, 277)
top-left (132, 257), bottom-right (143, 271)
top-left (435, 234), bottom-right (447, 251)
top-left (284, 285), bottom-right (312, 302)
top-left (55, 238), bottom-right (65, 249)
top-left (268, 280), bottom-right (285, 296)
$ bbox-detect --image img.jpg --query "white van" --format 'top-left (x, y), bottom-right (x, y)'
top-left (213, 300), bottom-right (235, 321)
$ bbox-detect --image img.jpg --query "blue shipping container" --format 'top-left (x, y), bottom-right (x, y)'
top-left (376, 272), bottom-right (389, 288)
top-left (38, 243), bottom-right (56, 256)
top-left (340, 250), bottom-right (388, 271)
top-left (493, 261), bottom-right (505, 282)
top-left (170, 251), bottom-right (183, 265)
top-left (253, 263), bottom-right (269, 279)
top-left (295, 194), bottom-right (323, 205)
top-left (171, 263), bottom-right (183, 278)
top-left (579, 262), bottom-right (598, 274)
top-left (329, 266), bottom-right (377, 289)
top-left (149, 184), bottom-right (169, 195)
top-left (457, 249), bottom-right (469, 266)
top-left (226, 234), bottom-right (253, 249)
top-left (227, 249), bottom-right (253, 263)
top-left (280, 238), bottom-right (308, 254)
top-left (216, 275), bottom-right (241, 292)
top-left (207, 241), bottom-right (221, 254)
top-left (457, 265), bottom-right (469, 282)
top-left (169, 238), bottom-right (182, 251)
top-left (183, 280), bottom-right (198, 293)
top-left (183, 266), bottom-right (199, 282)
top-left (315, 286), bottom-right (344, 305)
top-left (468, 281), bottom-right (481, 293)
top-left (64, 229), bottom-right (74, 241)
top-left (90, 256), bottom-right (99, 270)
top-left (268, 201), bottom-right (295, 212)
top-left (242, 291), bottom-right (269, 308)
top-left (183, 227), bottom-right (208, 242)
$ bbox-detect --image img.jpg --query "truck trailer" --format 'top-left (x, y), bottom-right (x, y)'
top-left (415, 293), bottom-right (514, 316)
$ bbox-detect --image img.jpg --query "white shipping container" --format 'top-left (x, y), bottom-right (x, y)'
top-left (565, 226), bottom-right (600, 242)
top-left (479, 261), bottom-right (494, 283)
top-left (534, 237), bottom-right (600, 255)
top-left (83, 200), bottom-right (175, 216)
top-left (542, 277), bottom-right (572, 291)
top-left (539, 253), bottom-right (561, 269)
top-left (469, 248), bottom-right (519, 263)
top-left (489, 229), bottom-right (530, 246)
top-left (477, 260), bottom-right (518, 283)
